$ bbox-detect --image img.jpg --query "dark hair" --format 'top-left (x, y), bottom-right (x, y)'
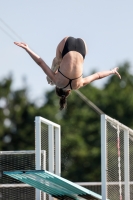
top-left (55, 87), bottom-right (71, 110)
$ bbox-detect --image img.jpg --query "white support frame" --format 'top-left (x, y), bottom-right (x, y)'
top-left (124, 129), bottom-right (130, 200)
top-left (35, 116), bottom-right (61, 200)
top-left (55, 127), bottom-right (61, 176)
top-left (48, 125), bottom-right (54, 174)
top-left (101, 114), bottom-right (133, 200)
top-left (35, 117), bottom-right (42, 200)
top-left (35, 117), bottom-right (41, 171)
top-left (101, 114), bottom-right (107, 200)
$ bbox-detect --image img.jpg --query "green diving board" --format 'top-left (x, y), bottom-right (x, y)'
top-left (3, 170), bottom-right (106, 200)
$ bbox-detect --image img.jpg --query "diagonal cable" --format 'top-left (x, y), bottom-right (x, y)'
top-left (0, 18), bottom-right (24, 41)
top-left (0, 25), bottom-right (16, 41)
top-left (75, 90), bottom-right (104, 115)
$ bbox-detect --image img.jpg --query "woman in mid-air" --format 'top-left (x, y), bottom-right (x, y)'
top-left (14, 36), bottom-right (121, 110)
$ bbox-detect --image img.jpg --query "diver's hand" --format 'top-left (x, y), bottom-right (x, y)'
top-left (46, 76), bottom-right (55, 85)
top-left (14, 42), bottom-right (28, 50)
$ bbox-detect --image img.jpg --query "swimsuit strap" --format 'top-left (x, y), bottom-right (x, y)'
top-left (58, 68), bottom-right (82, 90)
top-left (61, 80), bottom-right (73, 90)
top-left (58, 68), bottom-right (82, 81)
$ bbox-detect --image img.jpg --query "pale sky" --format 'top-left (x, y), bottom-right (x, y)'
top-left (0, 0), bottom-right (133, 105)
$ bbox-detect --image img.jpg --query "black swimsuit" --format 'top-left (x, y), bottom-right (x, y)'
top-left (58, 37), bottom-right (86, 90)
top-left (62, 37), bottom-right (86, 59)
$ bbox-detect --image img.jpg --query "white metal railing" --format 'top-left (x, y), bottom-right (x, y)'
top-left (101, 114), bottom-right (133, 200)
top-left (35, 116), bottom-right (61, 200)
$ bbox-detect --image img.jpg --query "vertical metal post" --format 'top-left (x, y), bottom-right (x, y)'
top-left (55, 126), bottom-right (61, 176)
top-left (48, 125), bottom-right (54, 173)
top-left (48, 125), bottom-right (54, 200)
top-left (124, 129), bottom-right (130, 200)
top-left (35, 116), bottom-right (41, 200)
top-left (101, 114), bottom-right (107, 200)
top-left (42, 150), bottom-right (46, 200)
top-left (117, 124), bottom-right (122, 200)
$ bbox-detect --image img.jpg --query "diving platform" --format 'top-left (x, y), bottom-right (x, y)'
top-left (3, 170), bottom-right (105, 200)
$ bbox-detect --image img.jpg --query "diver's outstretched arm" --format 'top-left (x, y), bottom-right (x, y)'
top-left (14, 42), bottom-right (56, 83)
top-left (82, 67), bottom-right (121, 87)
